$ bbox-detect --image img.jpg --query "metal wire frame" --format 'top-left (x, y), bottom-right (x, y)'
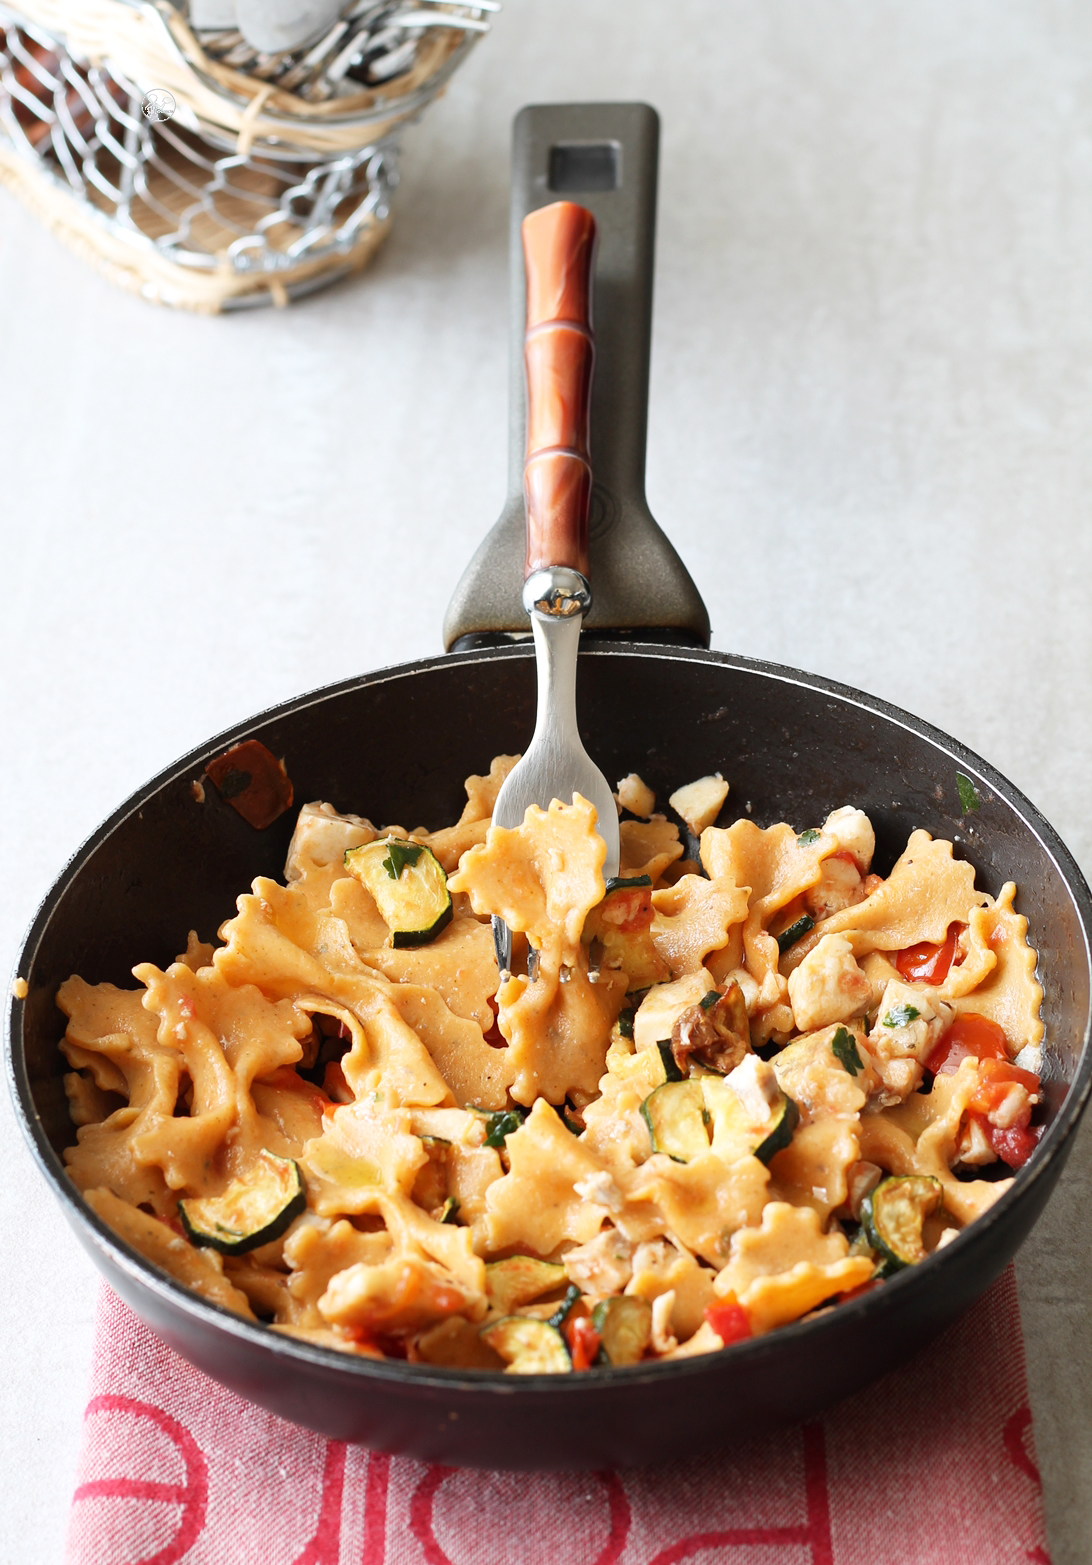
top-left (0, 8), bottom-right (400, 300)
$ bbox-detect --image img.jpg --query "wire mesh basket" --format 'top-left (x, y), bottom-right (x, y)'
top-left (0, 0), bottom-right (492, 309)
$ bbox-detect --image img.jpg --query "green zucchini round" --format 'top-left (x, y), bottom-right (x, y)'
top-left (479, 1316), bottom-right (572, 1374)
top-left (641, 1079), bottom-right (711, 1162)
top-left (861, 1174), bottom-right (943, 1274)
top-left (592, 1295), bottom-right (652, 1365)
top-left (179, 1151), bottom-right (306, 1255)
top-left (484, 1255), bottom-right (567, 1316)
top-left (344, 837), bottom-right (453, 947)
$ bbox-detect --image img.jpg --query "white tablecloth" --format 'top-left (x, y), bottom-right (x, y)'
top-left (3, 2), bottom-right (1091, 1558)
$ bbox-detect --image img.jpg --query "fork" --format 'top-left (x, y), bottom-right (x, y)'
top-left (490, 200), bottom-right (621, 977)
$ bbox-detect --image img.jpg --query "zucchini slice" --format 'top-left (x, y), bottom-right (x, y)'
top-left (584, 876), bottom-right (670, 992)
top-left (702, 1075), bottom-right (800, 1166)
top-left (592, 1296), bottom-right (652, 1365)
top-left (641, 1080), bottom-right (711, 1162)
top-left (485, 1255), bottom-right (567, 1316)
top-left (179, 1151), bottom-right (305, 1255)
top-left (479, 1316), bottom-right (571, 1374)
top-left (604, 874), bottom-right (654, 894)
top-left (546, 1283), bottom-right (581, 1329)
top-left (656, 1040), bottom-right (686, 1083)
top-left (344, 837), bottom-right (452, 947)
top-left (861, 1174), bottom-right (943, 1273)
top-left (776, 913), bottom-right (815, 954)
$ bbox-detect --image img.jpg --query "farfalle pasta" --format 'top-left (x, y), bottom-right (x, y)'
top-left (58, 757), bottom-right (1045, 1373)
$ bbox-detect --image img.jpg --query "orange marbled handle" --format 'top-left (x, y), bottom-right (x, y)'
top-left (522, 201), bottom-right (597, 579)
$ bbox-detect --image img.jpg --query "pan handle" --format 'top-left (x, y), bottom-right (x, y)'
top-left (522, 201), bottom-right (597, 579)
top-left (443, 102), bottom-right (710, 651)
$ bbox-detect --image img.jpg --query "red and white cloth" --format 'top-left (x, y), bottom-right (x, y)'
top-left (67, 1268), bottom-right (1048, 1565)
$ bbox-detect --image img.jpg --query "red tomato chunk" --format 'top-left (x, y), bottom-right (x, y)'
top-left (704, 1300), bottom-right (752, 1346)
top-left (895, 923), bottom-right (964, 985)
top-left (926, 1013), bottom-right (1009, 1075)
top-left (600, 887), bottom-right (654, 933)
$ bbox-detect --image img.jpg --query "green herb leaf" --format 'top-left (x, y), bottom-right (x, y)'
top-left (546, 1283), bottom-right (581, 1329)
top-left (883, 1003), bottom-right (921, 1028)
top-left (700, 990), bottom-right (720, 1011)
top-left (776, 913), bottom-right (815, 954)
top-left (797, 828), bottom-right (821, 846)
top-left (956, 773), bottom-right (980, 814)
top-left (438, 1197), bottom-right (460, 1225)
top-left (381, 839), bottom-right (424, 880)
top-left (617, 1008), bottom-right (635, 1041)
top-left (217, 767), bottom-right (252, 801)
top-left (831, 1026), bottom-right (864, 1076)
top-left (480, 1107), bottom-right (527, 1148)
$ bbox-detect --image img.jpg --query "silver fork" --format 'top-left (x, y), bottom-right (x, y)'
top-left (490, 200), bottom-right (620, 977)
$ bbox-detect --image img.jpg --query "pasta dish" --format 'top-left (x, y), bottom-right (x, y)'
top-left (58, 757), bottom-right (1045, 1372)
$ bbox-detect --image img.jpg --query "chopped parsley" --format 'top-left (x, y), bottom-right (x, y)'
top-left (438, 1197), bottom-right (460, 1225)
top-left (776, 913), bottom-right (815, 953)
top-left (797, 828), bottom-right (821, 846)
top-left (883, 1003), bottom-right (921, 1029)
top-left (831, 1026), bottom-right (864, 1076)
top-left (216, 767), bottom-right (252, 800)
top-left (956, 773), bottom-right (980, 814)
top-left (700, 990), bottom-right (720, 1010)
top-left (479, 1107), bottom-right (527, 1148)
top-left (381, 839), bottom-right (424, 880)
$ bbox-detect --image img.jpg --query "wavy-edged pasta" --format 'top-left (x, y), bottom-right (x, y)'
top-left (59, 763), bottom-right (1045, 1371)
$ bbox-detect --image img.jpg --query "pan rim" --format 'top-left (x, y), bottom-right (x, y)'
top-left (8, 641), bottom-right (1092, 1394)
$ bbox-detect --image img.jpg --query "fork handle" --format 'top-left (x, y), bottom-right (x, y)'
top-left (521, 201), bottom-right (597, 579)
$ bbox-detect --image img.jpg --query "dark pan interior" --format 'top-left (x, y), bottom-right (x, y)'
top-left (9, 643), bottom-right (1092, 1467)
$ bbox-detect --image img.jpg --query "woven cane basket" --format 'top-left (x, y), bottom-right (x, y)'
top-left (0, 0), bottom-right (491, 310)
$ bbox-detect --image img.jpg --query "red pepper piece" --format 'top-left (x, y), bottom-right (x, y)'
top-left (704, 1298), bottom-right (752, 1346)
top-left (926, 1013), bottom-right (1009, 1076)
top-left (205, 739), bottom-right (293, 830)
top-left (565, 1314), bottom-right (601, 1371)
top-left (895, 923), bottom-right (963, 984)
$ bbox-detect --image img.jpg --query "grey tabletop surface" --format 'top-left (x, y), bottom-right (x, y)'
top-left (3, 1), bottom-right (1091, 1559)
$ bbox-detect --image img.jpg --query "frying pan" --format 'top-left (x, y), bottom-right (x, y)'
top-left (7, 103), bottom-right (1092, 1471)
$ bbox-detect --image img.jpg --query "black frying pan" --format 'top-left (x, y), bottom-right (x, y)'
top-left (7, 105), bottom-right (1092, 1472)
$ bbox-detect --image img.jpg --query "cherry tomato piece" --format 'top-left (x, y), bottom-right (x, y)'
top-left (895, 923), bottom-right (963, 984)
top-left (926, 1013), bottom-right (1009, 1076)
top-left (971, 1115), bottom-right (1043, 1170)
